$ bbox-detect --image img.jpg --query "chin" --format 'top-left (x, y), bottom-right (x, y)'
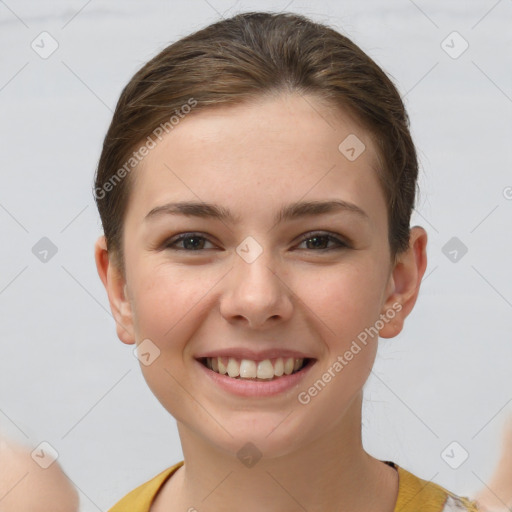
top-left (199, 416), bottom-right (314, 462)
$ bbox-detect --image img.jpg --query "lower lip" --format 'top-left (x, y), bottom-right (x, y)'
top-left (195, 359), bottom-right (316, 397)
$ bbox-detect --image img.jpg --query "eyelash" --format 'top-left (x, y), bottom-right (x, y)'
top-left (162, 231), bottom-right (350, 252)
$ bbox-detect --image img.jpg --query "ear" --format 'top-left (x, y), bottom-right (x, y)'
top-left (94, 235), bottom-right (136, 345)
top-left (379, 226), bottom-right (428, 338)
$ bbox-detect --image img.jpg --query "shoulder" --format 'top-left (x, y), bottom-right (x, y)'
top-left (392, 462), bottom-right (482, 512)
top-left (0, 435), bottom-right (79, 512)
top-left (107, 461), bottom-right (184, 512)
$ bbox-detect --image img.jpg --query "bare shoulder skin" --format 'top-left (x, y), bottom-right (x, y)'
top-left (474, 415), bottom-right (512, 512)
top-left (0, 435), bottom-right (79, 512)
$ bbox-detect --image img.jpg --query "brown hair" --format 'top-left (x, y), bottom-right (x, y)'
top-left (94, 11), bottom-right (419, 275)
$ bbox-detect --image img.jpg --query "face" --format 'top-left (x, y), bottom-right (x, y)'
top-left (97, 93), bottom-right (414, 458)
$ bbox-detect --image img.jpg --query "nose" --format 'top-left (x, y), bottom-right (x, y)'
top-left (219, 249), bottom-right (294, 329)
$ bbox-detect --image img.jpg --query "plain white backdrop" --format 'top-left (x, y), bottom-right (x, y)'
top-left (1, 1), bottom-right (511, 510)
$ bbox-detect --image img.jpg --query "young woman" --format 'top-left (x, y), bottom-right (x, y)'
top-left (93, 11), bottom-right (481, 512)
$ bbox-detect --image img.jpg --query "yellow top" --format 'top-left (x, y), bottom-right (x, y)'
top-left (107, 460), bottom-right (481, 512)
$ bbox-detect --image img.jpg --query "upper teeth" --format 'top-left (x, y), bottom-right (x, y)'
top-left (205, 357), bottom-right (304, 379)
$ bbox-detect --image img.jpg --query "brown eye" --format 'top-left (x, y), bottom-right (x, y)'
top-left (164, 233), bottom-right (215, 251)
top-left (297, 232), bottom-right (349, 251)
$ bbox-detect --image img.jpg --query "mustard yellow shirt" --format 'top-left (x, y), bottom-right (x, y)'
top-left (107, 460), bottom-right (481, 512)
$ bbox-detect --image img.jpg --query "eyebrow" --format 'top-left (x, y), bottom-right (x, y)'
top-left (145, 199), bottom-right (369, 225)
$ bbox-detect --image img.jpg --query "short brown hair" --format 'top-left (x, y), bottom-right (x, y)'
top-left (94, 11), bottom-right (419, 275)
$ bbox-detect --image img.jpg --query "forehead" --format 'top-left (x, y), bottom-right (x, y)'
top-left (127, 93), bottom-right (386, 226)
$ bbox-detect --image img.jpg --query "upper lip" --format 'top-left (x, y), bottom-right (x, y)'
top-left (195, 348), bottom-right (315, 361)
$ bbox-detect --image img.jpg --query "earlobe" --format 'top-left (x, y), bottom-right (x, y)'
top-left (93, 235), bottom-right (136, 345)
top-left (379, 226), bottom-right (428, 339)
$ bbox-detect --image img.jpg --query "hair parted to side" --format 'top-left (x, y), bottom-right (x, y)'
top-left (94, 11), bottom-right (420, 276)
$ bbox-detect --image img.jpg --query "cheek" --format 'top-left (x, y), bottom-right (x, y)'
top-left (128, 266), bottom-right (208, 417)
top-left (295, 259), bottom-right (387, 343)
top-left (129, 264), bottom-right (206, 342)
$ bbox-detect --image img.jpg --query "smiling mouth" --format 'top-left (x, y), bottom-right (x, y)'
top-left (198, 356), bottom-right (314, 381)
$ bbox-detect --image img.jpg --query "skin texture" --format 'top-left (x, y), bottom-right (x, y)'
top-left (95, 92), bottom-right (429, 512)
top-left (0, 435), bottom-right (79, 512)
top-left (474, 415), bottom-right (512, 511)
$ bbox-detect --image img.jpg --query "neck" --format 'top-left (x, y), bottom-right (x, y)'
top-left (158, 394), bottom-right (398, 512)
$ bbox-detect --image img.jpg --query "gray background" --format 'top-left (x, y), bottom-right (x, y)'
top-left (1, 1), bottom-right (511, 510)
